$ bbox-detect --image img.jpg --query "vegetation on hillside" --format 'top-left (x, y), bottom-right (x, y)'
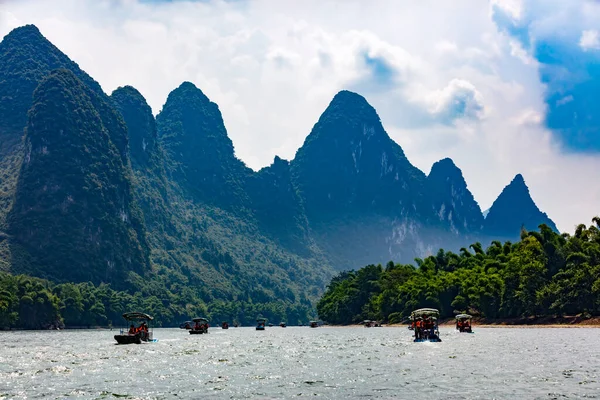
top-left (111, 83), bottom-right (331, 325)
top-left (156, 81), bottom-right (251, 211)
top-left (8, 69), bottom-right (149, 288)
top-left (0, 272), bottom-right (314, 329)
top-left (317, 220), bottom-right (600, 324)
top-left (0, 25), bottom-right (105, 230)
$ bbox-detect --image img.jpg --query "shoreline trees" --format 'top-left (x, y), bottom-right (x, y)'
top-left (317, 220), bottom-right (600, 324)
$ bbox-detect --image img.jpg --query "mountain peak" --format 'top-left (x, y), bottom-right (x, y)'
top-left (322, 90), bottom-right (381, 123)
top-left (168, 81), bottom-right (210, 104)
top-left (427, 158), bottom-right (483, 234)
top-left (428, 158), bottom-right (463, 182)
top-left (484, 174), bottom-right (558, 237)
top-left (0, 23), bottom-right (104, 137)
top-left (112, 85), bottom-right (145, 101)
top-left (2, 24), bottom-right (42, 42)
top-left (330, 89), bottom-right (369, 104)
top-left (502, 174), bottom-right (532, 199)
top-left (179, 81), bottom-right (198, 89)
top-left (157, 82), bottom-right (249, 208)
top-left (291, 88), bottom-right (425, 220)
top-left (429, 158), bottom-right (460, 177)
top-left (111, 85), bottom-right (157, 169)
top-left (158, 82), bottom-right (226, 144)
top-left (434, 157), bottom-right (456, 167)
top-left (511, 173), bottom-right (525, 185)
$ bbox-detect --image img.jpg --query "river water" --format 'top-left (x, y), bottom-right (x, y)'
top-left (0, 326), bottom-right (598, 399)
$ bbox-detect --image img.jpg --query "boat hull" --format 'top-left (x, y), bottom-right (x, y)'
top-left (256, 326), bottom-right (265, 330)
top-left (189, 329), bottom-right (207, 334)
top-left (114, 334), bottom-right (141, 345)
top-left (414, 338), bottom-right (442, 342)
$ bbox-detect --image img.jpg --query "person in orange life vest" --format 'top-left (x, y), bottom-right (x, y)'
top-left (415, 318), bottom-right (422, 339)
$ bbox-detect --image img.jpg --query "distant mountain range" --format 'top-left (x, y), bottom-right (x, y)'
top-left (0, 25), bottom-right (558, 304)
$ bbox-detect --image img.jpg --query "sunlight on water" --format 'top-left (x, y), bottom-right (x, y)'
top-left (0, 327), bottom-right (598, 399)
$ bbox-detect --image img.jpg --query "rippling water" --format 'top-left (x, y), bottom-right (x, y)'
top-left (0, 326), bottom-right (598, 399)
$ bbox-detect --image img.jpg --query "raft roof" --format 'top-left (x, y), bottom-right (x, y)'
top-left (411, 308), bottom-right (440, 317)
top-left (456, 314), bottom-right (472, 319)
top-left (122, 312), bottom-right (153, 321)
top-left (192, 317), bottom-right (208, 322)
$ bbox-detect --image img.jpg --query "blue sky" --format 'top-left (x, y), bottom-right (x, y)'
top-left (493, 0), bottom-right (600, 153)
top-left (1, 0), bottom-right (599, 232)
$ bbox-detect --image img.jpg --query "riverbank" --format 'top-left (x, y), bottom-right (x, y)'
top-left (444, 315), bottom-right (600, 328)
top-left (323, 315), bottom-right (600, 328)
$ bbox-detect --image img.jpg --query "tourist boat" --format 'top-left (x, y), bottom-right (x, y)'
top-left (455, 314), bottom-right (473, 333)
top-left (190, 317), bottom-right (209, 334)
top-left (411, 308), bottom-right (442, 342)
top-left (309, 321), bottom-right (318, 328)
top-left (256, 317), bottom-right (266, 330)
top-left (279, 322), bottom-right (286, 328)
top-left (364, 320), bottom-right (374, 327)
top-left (114, 312), bottom-right (156, 345)
top-left (222, 321), bottom-right (229, 329)
top-left (179, 321), bottom-right (192, 330)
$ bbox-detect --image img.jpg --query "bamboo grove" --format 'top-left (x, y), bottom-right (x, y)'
top-left (317, 219), bottom-right (600, 324)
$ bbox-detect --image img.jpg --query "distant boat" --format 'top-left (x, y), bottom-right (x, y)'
top-left (279, 322), bottom-right (286, 328)
top-left (309, 321), bottom-right (318, 328)
top-left (189, 317), bottom-right (209, 334)
top-left (222, 321), bottom-right (229, 329)
top-left (114, 312), bottom-right (156, 345)
top-left (179, 321), bottom-right (192, 330)
top-left (256, 317), bottom-right (266, 331)
top-left (456, 314), bottom-right (473, 333)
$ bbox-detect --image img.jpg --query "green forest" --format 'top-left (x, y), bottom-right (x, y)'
top-left (0, 272), bottom-right (314, 329)
top-left (317, 220), bottom-right (600, 324)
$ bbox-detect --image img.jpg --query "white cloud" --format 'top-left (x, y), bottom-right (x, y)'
top-left (512, 109), bottom-right (542, 126)
top-left (0, 0), bottom-right (599, 233)
top-left (580, 29), bottom-right (600, 51)
top-left (427, 79), bottom-right (485, 123)
top-left (491, 0), bottom-right (524, 21)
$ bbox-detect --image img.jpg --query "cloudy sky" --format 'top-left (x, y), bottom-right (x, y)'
top-left (1, 0), bottom-right (599, 233)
